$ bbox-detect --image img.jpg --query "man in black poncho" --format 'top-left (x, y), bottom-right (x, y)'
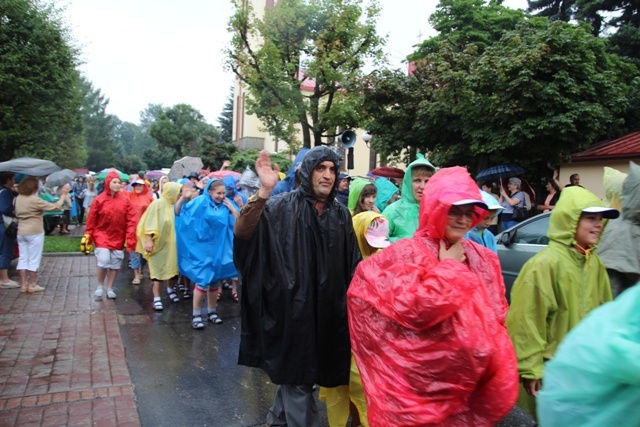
top-left (234, 147), bottom-right (361, 427)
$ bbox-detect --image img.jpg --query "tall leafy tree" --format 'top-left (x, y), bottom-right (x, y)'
top-left (0, 0), bottom-right (85, 163)
top-left (149, 104), bottom-right (217, 158)
top-left (80, 78), bottom-right (118, 171)
top-left (527, 0), bottom-right (576, 22)
top-left (226, 0), bottom-right (385, 148)
top-left (217, 87), bottom-right (234, 144)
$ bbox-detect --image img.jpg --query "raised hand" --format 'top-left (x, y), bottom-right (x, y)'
top-left (255, 150), bottom-right (279, 196)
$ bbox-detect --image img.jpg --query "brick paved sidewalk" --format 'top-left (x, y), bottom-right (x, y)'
top-left (0, 254), bottom-right (141, 426)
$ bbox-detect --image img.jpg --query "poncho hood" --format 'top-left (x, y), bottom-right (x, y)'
top-left (352, 211), bottom-right (386, 259)
top-left (347, 178), bottom-right (371, 212)
top-left (382, 154), bottom-right (437, 241)
top-left (416, 166), bottom-right (487, 241)
top-left (296, 146), bottom-right (341, 203)
top-left (104, 171), bottom-right (122, 197)
top-left (373, 177), bottom-right (399, 212)
top-left (548, 186), bottom-right (612, 248)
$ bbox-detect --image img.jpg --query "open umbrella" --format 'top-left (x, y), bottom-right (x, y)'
top-left (169, 157), bottom-right (203, 180)
top-left (208, 170), bottom-right (242, 180)
top-left (476, 165), bottom-right (524, 181)
top-left (0, 157), bottom-right (60, 177)
top-left (144, 170), bottom-right (166, 180)
top-left (45, 169), bottom-right (76, 188)
top-left (95, 168), bottom-right (130, 183)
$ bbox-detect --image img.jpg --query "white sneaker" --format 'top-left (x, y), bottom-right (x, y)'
top-left (94, 287), bottom-right (104, 300)
top-left (106, 289), bottom-right (117, 299)
top-left (0, 280), bottom-right (20, 289)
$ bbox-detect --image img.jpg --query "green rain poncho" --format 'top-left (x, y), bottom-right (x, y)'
top-left (506, 186), bottom-right (614, 418)
top-left (381, 154), bottom-right (436, 241)
top-left (347, 178), bottom-right (372, 214)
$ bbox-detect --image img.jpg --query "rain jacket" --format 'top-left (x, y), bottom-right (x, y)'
top-left (382, 153), bottom-right (436, 241)
top-left (126, 180), bottom-right (153, 224)
top-left (235, 146), bottom-right (362, 386)
top-left (597, 162), bottom-right (640, 296)
top-left (270, 148), bottom-right (309, 196)
top-left (176, 179), bottom-right (238, 285)
top-left (506, 186), bottom-right (613, 416)
top-left (85, 171), bottom-right (137, 250)
top-left (537, 283), bottom-right (640, 427)
top-left (222, 175), bottom-right (248, 205)
top-left (135, 182), bottom-right (181, 281)
top-left (348, 167), bottom-right (518, 427)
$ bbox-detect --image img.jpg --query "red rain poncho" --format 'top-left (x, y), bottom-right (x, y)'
top-left (126, 180), bottom-right (153, 224)
top-left (85, 171), bottom-right (137, 250)
top-left (347, 166), bottom-right (518, 427)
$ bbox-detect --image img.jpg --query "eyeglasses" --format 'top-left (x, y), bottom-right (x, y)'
top-left (448, 208), bottom-right (478, 221)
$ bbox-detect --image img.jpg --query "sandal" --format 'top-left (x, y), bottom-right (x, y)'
top-left (192, 315), bottom-right (204, 329)
top-left (132, 277), bottom-right (141, 285)
top-left (167, 288), bottom-right (180, 303)
top-left (207, 311), bottom-right (222, 324)
top-left (183, 288), bottom-right (191, 300)
top-left (217, 290), bottom-right (222, 301)
top-left (153, 300), bottom-right (163, 311)
top-left (27, 285), bottom-right (45, 293)
top-left (232, 292), bottom-right (239, 302)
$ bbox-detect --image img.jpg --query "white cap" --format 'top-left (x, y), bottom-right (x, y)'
top-left (132, 179), bottom-right (145, 185)
top-left (452, 198), bottom-right (488, 210)
top-left (582, 206), bottom-right (619, 219)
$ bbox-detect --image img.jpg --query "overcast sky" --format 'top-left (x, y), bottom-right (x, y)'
top-left (62, 0), bottom-right (528, 126)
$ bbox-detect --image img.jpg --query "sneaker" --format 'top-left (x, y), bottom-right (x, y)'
top-left (106, 289), bottom-right (117, 299)
top-left (207, 311), bottom-right (222, 324)
top-left (94, 288), bottom-right (104, 300)
top-left (0, 280), bottom-right (20, 289)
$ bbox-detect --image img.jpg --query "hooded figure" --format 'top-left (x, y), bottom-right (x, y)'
top-left (348, 167), bottom-right (518, 427)
top-left (506, 186), bottom-right (617, 419)
top-left (597, 161), bottom-right (640, 296)
top-left (373, 177), bottom-right (399, 212)
top-left (135, 182), bottom-right (181, 281)
top-left (222, 175), bottom-right (248, 206)
top-left (176, 179), bottom-right (239, 285)
top-left (270, 147), bottom-right (309, 196)
top-left (85, 171), bottom-right (137, 251)
top-left (382, 153), bottom-right (436, 241)
top-left (234, 146), bottom-right (361, 387)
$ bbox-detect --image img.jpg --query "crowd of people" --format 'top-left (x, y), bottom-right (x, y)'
top-left (0, 151), bottom-right (638, 426)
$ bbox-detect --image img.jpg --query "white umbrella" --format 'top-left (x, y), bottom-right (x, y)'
top-left (169, 156), bottom-right (203, 180)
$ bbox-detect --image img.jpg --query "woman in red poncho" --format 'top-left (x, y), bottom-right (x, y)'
top-left (347, 166), bottom-right (519, 427)
top-left (126, 178), bottom-right (153, 284)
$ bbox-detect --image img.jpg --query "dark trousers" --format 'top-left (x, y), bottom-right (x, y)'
top-left (76, 199), bottom-right (85, 224)
top-left (266, 384), bottom-right (318, 427)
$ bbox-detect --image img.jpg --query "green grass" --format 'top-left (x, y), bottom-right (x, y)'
top-left (43, 236), bottom-right (81, 253)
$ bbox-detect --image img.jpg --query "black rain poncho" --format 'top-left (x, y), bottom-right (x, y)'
top-left (234, 146), bottom-right (362, 386)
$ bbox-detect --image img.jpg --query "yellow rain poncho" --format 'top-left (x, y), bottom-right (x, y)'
top-left (135, 182), bottom-right (181, 280)
top-left (506, 186), bottom-right (614, 419)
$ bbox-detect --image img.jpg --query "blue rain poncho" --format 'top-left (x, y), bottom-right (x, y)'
top-left (175, 179), bottom-right (239, 285)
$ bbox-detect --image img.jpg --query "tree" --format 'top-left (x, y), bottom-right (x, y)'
top-left (413, 0), bottom-right (526, 57)
top-left (218, 87), bottom-right (234, 143)
top-left (361, 17), bottom-right (638, 178)
top-left (149, 104), bottom-right (217, 158)
top-left (527, 0), bottom-right (576, 22)
top-left (0, 0), bottom-right (85, 163)
top-left (226, 0), bottom-right (385, 148)
top-left (80, 78), bottom-right (118, 171)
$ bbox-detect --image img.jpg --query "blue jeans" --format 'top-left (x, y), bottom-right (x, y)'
top-left (0, 224), bottom-right (16, 269)
top-left (128, 251), bottom-right (145, 269)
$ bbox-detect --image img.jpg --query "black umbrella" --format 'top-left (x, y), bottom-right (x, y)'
top-left (0, 157), bottom-right (60, 177)
top-left (476, 165), bottom-right (524, 181)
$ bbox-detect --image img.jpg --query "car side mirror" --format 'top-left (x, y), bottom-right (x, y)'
top-left (500, 231), bottom-right (513, 247)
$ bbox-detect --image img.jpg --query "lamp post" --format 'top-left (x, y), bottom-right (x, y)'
top-left (362, 132), bottom-right (376, 171)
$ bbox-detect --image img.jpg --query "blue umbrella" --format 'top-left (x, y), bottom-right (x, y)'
top-left (476, 165), bottom-right (524, 181)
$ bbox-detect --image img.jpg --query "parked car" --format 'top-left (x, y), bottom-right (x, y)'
top-left (496, 212), bottom-right (551, 302)
top-left (39, 190), bottom-right (65, 235)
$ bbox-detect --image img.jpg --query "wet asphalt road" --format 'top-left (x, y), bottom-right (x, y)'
top-left (110, 267), bottom-right (534, 427)
top-left (110, 270), bottom-right (329, 427)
